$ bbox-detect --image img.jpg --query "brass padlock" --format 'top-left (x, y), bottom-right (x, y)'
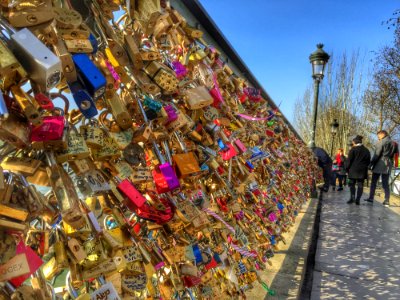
top-left (169, 133), bottom-right (201, 178)
top-left (56, 125), bottom-right (90, 163)
top-left (46, 152), bottom-right (86, 229)
top-left (124, 35), bottom-right (144, 69)
top-left (183, 85), bottom-right (213, 110)
top-left (8, 1), bottom-right (55, 28)
top-left (79, 119), bottom-right (105, 149)
top-left (143, 61), bottom-right (178, 94)
top-left (10, 85), bottom-right (42, 126)
top-left (105, 90), bottom-right (132, 130)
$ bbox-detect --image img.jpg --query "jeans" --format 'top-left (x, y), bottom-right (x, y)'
top-left (349, 179), bottom-right (364, 201)
top-left (337, 175), bottom-right (344, 188)
top-left (369, 173), bottom-right (390, 201)
top-left (331, 172), bottom-right (344, 188)
top-left (322, 164), bottom-right (332, 190)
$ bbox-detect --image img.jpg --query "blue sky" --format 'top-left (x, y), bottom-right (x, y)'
top-left (198, 0), bottom-right (399, 122)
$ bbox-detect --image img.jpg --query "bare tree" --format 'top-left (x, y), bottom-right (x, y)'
top-left (294, 51), bottom-right (370, 155)
top-left (363, 23), bottom-right (400, 139)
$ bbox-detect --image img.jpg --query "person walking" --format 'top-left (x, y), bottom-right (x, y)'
top-left (312, 146), bottom-right (333, 192)
top-left (334, 148), bottom-right (347, 191)
top-left (331, 159), bottom-right (339, 191)
top-left (345, 135), bottom-right (371, 205)
top-left (364, 130), bottom-right (398, 207)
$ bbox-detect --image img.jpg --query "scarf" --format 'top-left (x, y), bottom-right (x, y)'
top-left (335, 153), bottom-right (342, 166)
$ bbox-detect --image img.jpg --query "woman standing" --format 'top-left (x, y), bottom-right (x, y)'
top-left (335, 149), bottom-right (347, 191)
top-left (345, 136), bottom-right (371, 205)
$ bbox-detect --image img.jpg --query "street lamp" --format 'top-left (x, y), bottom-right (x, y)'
top-left (330, 119), bottom-right (339, 156)
top-left (309, 44), bottom-right (330, 148)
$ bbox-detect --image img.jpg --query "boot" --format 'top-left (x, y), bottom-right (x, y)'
top-left (347, 199), bottom-right (355, 204)
top-left (382, 200), bottom-right (390, 207)
top-left (355, 199), bottom-right (360, 205)
top-left (364, 198), bottom-right (373, 204)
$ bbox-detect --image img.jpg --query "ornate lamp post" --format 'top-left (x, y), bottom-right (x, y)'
top-left (309, 44), bottom-right (330, 148)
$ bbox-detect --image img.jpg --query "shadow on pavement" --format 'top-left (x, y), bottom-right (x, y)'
top-left (310, 190), bottom-right (400, 300)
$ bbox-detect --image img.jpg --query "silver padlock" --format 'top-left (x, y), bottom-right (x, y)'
top-left (0, 18), bottom-right (62, 91)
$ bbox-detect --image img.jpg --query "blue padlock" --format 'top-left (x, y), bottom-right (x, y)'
top-left (68, 81), bottom-right (98, 118)
top-left (88, 33), bottom-right (98, 54)
top-left (72, 53), bottom-right (106, 99)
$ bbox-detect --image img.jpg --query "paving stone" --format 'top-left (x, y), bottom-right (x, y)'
top-left (311, 190), bottom-right (400, 299)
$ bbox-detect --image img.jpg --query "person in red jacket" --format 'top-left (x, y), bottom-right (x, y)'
top-left (332, 148), bottom-right (347, 191)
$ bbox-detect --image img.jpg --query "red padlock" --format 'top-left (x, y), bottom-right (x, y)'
top-left (31, 115), bottom-right (65, 142)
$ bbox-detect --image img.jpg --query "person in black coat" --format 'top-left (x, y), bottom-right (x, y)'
top-left (312, 146), bottom-right (333, 192)
top-left (345, 135), bottom-right (371, 205)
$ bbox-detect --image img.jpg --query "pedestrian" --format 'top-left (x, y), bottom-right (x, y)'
top-left (312, 146), bottom-right (333, 192)
top-left (331, 159), bottom-right (339, 191)
top-left (364, 130), bottom-right (398, 207)
top-left (345, 135), bottom-right (371, 205)
top-left (333, 148), bottom-right (347, 191)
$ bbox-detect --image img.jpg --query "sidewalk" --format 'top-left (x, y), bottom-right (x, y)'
top-left (311, 188), bottom-right (400, 300)
top-left (245, 198), bottom-right (318, 299)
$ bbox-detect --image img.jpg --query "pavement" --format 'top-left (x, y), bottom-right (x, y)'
top-left (311, 187), bottom-right (400, 300)
top-left (245, 198), bottom-right (318, 300)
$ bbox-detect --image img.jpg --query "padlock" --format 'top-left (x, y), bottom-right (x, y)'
top-left (90, 135), bottom-right (120, 161)
top-left (76, 169), bottom-right (110, 197)
top-left (105, 90), bottom-right (132, 130)
top-left (45, 151), bottom-right (86, 229)
top-left (2, 150), bottom-right (42, 175)
top-left (116, 177), bottom-right (147, 209)
top-left (56, 125), bottom-right (90, 163)
top-left (152, 141), bottom-right (180, 193)
top-left (90, 277), bottom-right (121, 300)
top-left (72, 53), bottom-right (107, 99)
top-left (10, 84), bottom-right (42, 126)
top-left (68, 81), bottom-right (98, 118)
top-left (79, 118), bottom-right (104, 149)
top-left (54, 229), bottom-right (68, 269)
top-left (67, 237), bottom-right (87, 263)
top-left (66, 271), bottom-right (90, 300)
top-left (0, 39), bottom-right (26, 82)
top-left (52, 39), bottom-right (77, 83)
top-left (30, 111), bottom-right (65, 148)
top-left (171, 132), bottom-right (201, 178)
top-left (7, 0), bottom-right (54, 28)
top-left (183, 85), bottom-right (214, 110)
top-left (0, 19), bottom-right (62, 91)
top-left (143, 61), bottom-right (178, 94)
top-left (124, 35), bottom-right (144, 69)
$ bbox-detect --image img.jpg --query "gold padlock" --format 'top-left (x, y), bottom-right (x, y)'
top-left (10, 85), bottom-right (42, 126)
top-left (183, 86), bottom-right (213, 110)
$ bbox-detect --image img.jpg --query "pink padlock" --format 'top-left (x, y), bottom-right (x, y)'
top-left (268, 212), bottom-right (277, 223)
top-left (172, 60), bottom-right (188, 79)
top-left (31, 115), bottom-right (65, 142)
top-left (164, 104), bottom-right (178, 123)
top-left (210, 75), bottom-right (224, 108)
top-left (234, 139), bottom-right (247, 154)
top-left (117, 178), bottom-right (147, 208)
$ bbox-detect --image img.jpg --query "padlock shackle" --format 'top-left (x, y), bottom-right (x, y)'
top-left (161, 140), bottom-right (173, 165)
top-left (136, 97), bottom-right (149, 124)
top-left (173, 131), bottom-right (187, 153)
top-left (65, 271), bottom-right (79, 299)
top-left (152, 141), bottom-right (165, 165)
top-left (0, 17), bottom-right (16, 36)
top-left (50, 93), bottom-right (70, 115)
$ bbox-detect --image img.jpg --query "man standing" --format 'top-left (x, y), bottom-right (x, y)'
top-left (345, 136), bottom-right (370, 205)
top-left (312, 146), bottom-right (333, 192)
top-left (365, 130), bottom-right (398, 207)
